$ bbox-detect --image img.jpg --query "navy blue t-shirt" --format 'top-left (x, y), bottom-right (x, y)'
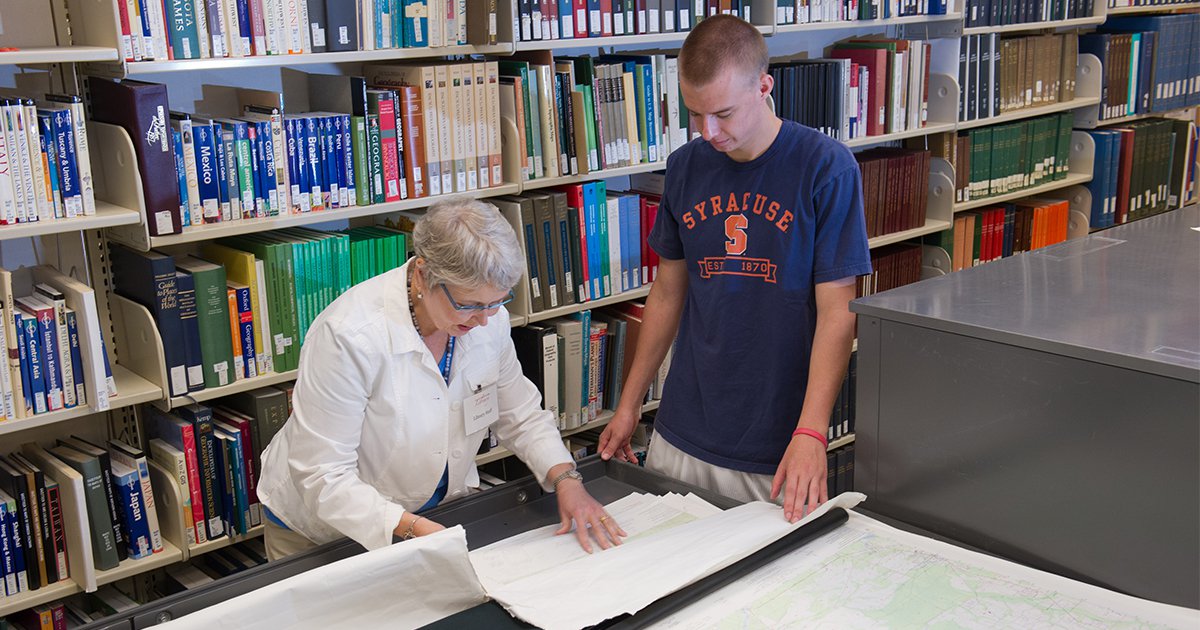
top-left (648, 120), bottom-right (872, 475)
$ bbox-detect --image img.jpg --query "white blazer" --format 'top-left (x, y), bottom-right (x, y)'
top-left (256, 260), bottom-right (572, 551)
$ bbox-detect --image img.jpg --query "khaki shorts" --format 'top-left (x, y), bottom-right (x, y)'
top-left (645, 433), bottom-right (781, 505)
top-left (264, 518), bottom-right (320, 561)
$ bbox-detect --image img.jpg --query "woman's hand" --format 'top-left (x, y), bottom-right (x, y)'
top-left (554, 479), bottom-right (627, 553)
top-left (393, 513), bottom-right (446, 540)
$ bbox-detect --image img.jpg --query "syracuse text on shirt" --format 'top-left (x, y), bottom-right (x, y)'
top-left (681, 191), bottom-right (795, 234)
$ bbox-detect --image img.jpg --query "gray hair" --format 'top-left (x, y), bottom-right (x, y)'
top-left (412, 197), bottom-right (524, 291)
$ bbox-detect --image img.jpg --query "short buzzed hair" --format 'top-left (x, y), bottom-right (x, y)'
top-left (678, 15), bottom-right (769, 87)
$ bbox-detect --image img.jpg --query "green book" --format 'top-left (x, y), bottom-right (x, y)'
top-left (175, 256), bottom-right (235, 388)
top-left (499, 61), bottom-right (541, 178)
top-left (594, 180), bottom-right (611, 297)
top-left (366, 113), bottom-right (384, 205)
top-left (46, 445), bottom-right (120, 571)
top-left (579, 86), bottom-right (598, 178)
top-left (219, 236), bottom-right (299, 372)
top-left (566, 205), bottom-right (586, 300)
top-left (352, 116), bottom-right (371, 207)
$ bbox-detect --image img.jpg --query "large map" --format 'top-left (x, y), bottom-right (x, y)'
top-left (650, 512), bottom-right (1199, 629)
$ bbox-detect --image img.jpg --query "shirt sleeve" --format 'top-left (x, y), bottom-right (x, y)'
top-left (284, 321), bottom-right (407, 551)
top-left (812, 165), bottom-right (873, 284)
top-left (490, 312), bottom-right (574, 490)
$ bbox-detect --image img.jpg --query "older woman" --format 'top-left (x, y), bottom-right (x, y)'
top-left (256, 198), bottom-right (625, 561)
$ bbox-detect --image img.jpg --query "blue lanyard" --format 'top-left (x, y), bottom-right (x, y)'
top-left (438, 336), bottom-right (456, 386)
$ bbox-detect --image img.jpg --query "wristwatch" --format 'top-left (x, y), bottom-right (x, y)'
top-left (550, 468), bottom-right (583, 491)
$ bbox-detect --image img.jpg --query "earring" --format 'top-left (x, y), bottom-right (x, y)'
top-left (416, 291), bottom-right (423, 299)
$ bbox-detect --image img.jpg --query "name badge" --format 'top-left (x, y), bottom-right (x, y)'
top-left (463, 384), bottom-right (499, 435)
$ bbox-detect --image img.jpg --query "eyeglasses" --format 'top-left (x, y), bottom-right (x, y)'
top-left (439, 284), bottom-right (514, 312)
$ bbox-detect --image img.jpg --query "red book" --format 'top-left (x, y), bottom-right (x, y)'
top-left (1114, 128), bottom-right (1134, 224)
top-left (369, 90), bottom-right (402, 202)
top-left (399, 86), bottom-right (428, 199)
top-left (830, 48), bottom-right (888, 137)
top-left (573, 0), bottom-right (589, 37)
top-left (600, 0), bottom-right (615, 35)
top-left (642, 197), bottom-right (661, 282)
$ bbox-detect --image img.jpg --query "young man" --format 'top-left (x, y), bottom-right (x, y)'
top-left (598, 15), bottom-right (872, 523)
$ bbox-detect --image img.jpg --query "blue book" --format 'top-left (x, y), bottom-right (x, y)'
top-left (209, 121), bottom-right (231, 220)
top-left (218, 123), bottom-right (241, 219)
top-left (173, 129), bottom-right (189, 223)
top-left (622, 194), bottom-right (641, 289)
top-left (49, 108), bottom-right (83, 218)
top-left (392, 0), bottom-right (404, 48)
top-left (284, 117), bottom-right (306, 212)
top-left (109, 244), bottom-right (190, 398)
top-left (569, 309), bottom-right (592, 417)
top-left (1086, 131), bottom-right (1112, 228)
top-left (331, 114), bottom-right (347, 208)
top-left (175, 271), bottom-right (206, 392)
top-left (192, 121), bottom-right (221, 223)
top-left (582, 182), bottom-right (602, 299)
top-left (110, 461), bottom-right (152, 559)
top-left (65, 309), bottom-right (86, 405)
top-left (1, 492), bottom-right (16, 595)
top-left (167, 0), bottom-right (202, 59)
top-left (213, 423), bottom-right (250, 535)
top-left (403, 0), bottom-right (428, 47)
top-left (231, 284), bottom-right (256, 379)
top-left (587, 0), bottom-right (602, 36)
top-left (340, 114), bottom-right (355, 206)
top-left (2, 491), bottom-right (29, 594)
top-left (304, 116), bottom-right (323, 211)
top-left (559, 0), bottom-right (574, 37)
top-left (246, 123), bottom-right (265, 217)
top-left (374, 0), bottom-right (387, 49)
top-left (27, 297), bottom-right (64, 412)
top-left (320, 116), bottom-right (339, 208)
top-left (225, 119), bottom-right (255, 218)
top-left (14, 313), bottom-right (32, 418)
top-left (254, 120), bottom-right (279, 216)
top-left (19, 314), bottom-right (46, 415)
top-left (210, 431), bottom-right (235, 536)
top-left (235, 0), bottom-right (252, 53)
top-left (37, 114), bottom-right (63, 218)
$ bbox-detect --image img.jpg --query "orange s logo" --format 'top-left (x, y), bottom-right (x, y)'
top-left (725, 214), bottom-right (748, 255)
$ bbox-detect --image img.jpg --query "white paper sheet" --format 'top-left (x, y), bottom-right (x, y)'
top-left (158, 526), bottom-right (486, 630)
top-left (470, 492), bottom-right (721, 592)
top-left (483, 493), bottom-right (866, 630)
top-left (650, 510), bottom-right (1200, 629)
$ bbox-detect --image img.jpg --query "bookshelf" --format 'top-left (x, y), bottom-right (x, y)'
top-left (1106, 1), bottom-right (1200, 14)
top-left (952, 131), bottom-right (1096, 212)
top-left (0, 581), bottom-right (82, 618)
top-left (5, 0), bottom-right (1174, 622)
top-left (121, 44), bottom-right (515, 74)
top-left (0, 46), bottom-right (119, 65)
top-left (1075, 104), bottom-right (1199, 130)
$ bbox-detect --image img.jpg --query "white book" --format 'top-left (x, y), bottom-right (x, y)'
top-left (148, 439), bottom-right (195, 546)
top-left (194, 0), bottom-right (212, 58)
top-left (285, 0), bottom-right (304, 53)
top-left (262, 0), bottom-right (282, 54)
top-left (540, 327), bottom-right (560, 427)
top-left (42, 97), bottom-right (95, 216)
top-left (606, 195), bottom-right (623, 293)
top-left (30, 265), bottom-right (110, 412)
top-left (550, 318), bottom-right (583, 429)
top-left (0, 306), bottom-right (11, 421)
top-left (148, 0), bottom-right (170, 60)
top-left (435, 63), bottom-right (456, 193)
top-left (224, 0), bottom-right (247, 57)
top-left (254, 258), bottom-right (274, 374)
top-left (20, 101), bottom-right (51, 221)
top-left (472, 62), bottom-right (490, 189)
top-left (297, 0), bottom-right (312, 52)
top-left (2, 103), bottom-right (28, 223)
top-left (486, 61), bottom-right (503, 187)
top-left (125, 0), bottom-right (146, 61)
top-left (0, 105), bottom-right (17, 224)
top-left (8, 102), bottom-right (36, 223)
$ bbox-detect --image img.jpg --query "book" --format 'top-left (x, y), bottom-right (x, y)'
top-left (43, 446), bottom-right (120, 571)
top-left (175, 256), bottom-right (235, 389)
top-left (109, 245), bottom-right (188, 397)
top-left (107, 440), bottom-right (164, 554)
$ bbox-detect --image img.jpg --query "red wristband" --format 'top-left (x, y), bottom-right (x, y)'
top-left (791, 427), bottom-right (829, 448)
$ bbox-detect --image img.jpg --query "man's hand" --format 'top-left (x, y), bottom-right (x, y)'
top-left (770, 435), bottom-right (829, 523)
top-left (597, 406), bottom-right (639, 462)
top-left (554, 479), bottom-right (627, 553)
